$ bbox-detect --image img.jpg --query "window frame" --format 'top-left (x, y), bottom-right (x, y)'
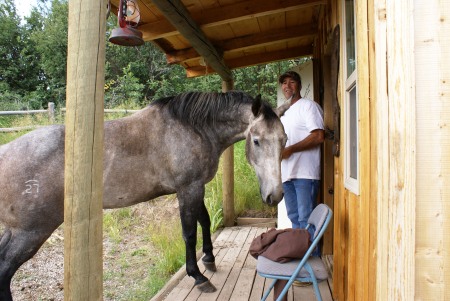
top-left (343, 0), bottom-right (360, 195)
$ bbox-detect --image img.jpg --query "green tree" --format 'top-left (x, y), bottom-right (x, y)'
top-left (104, 65), bottom-right (144, 108)
top-left (0, 0), bottom-right (24, 108)
top-left (31, 0), bottom-right (68, 107)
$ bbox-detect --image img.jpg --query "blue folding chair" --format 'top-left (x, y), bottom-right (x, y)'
top-left (256, 203), bottom-right (333, 301)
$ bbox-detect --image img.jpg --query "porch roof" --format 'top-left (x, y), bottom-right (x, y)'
top-left (109, 0), bottom-right (326, 79)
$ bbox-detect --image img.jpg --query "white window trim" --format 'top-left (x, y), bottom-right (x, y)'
top-left (343, 0), bottom-right (360, 195)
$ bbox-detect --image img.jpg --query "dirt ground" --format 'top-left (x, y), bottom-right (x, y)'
top-left (4, 198), bottom-right (180, 301)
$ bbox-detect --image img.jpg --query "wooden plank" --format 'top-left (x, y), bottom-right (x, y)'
top-left (372, 1), bottom-right (416, 300)
top-left (385, 1), bottom-right (416, 300)
top-left (138, 0), bottom-right (325, 40)
top-left (64, 0), bottom-right (106, 299)
top-left (318, 280), bottom-right (334, 301)
top-left (158, 228), bottom-right (234, 301)
top-left (228, 267), bottom-right (256, 300)
top-left (217, 227), bottom-right (260, 300)
top-left (371, 1), bottom-right (389, 300)
top-left (180, 228), bottom-right (241, 301)
top-left (196, 227), bottom-right (250, 301)
top-left (248, 273), bottom-right (265, 301)
top-left (367, 1), bottom-right (378, 301)
top-left (236, 217), bottom-right (277, 226)
top-left (413, 1), bottom-right (450, 300)
top-left (354, 1), bottom-right (370, 301)
top-left (346, 193), bottom-right (356, 301)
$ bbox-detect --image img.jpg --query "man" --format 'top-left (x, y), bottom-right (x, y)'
top-left (279, 70), bottom-right (324, 240)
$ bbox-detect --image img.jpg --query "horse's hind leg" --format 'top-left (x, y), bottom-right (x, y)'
top-left (197, 202), bottom-right (216, 272)
top-left (0, 227), bottom-right (54, 301)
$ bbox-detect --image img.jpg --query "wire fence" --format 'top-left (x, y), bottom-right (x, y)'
top-left (0, 103), bottom-right (139, 133)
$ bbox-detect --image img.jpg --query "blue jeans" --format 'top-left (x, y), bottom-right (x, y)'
top-left (283, 179), bottom-right (320, 255)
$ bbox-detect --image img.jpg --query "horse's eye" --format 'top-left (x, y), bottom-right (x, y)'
top-left (253, 139), bottom-right (260, 146)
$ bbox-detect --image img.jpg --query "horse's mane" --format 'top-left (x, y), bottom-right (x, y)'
top-left (152, 91), bottom-right (267, 128)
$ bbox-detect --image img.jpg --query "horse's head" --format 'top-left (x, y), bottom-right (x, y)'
top-left (245, 95), bottom-right (287, 206)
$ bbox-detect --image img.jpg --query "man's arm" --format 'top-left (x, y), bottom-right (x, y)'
top-left (282, 129), bottom-right (324, 159)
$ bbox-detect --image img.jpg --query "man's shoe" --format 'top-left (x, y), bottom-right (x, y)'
top-left (293, 280), bottom-right (312, 287)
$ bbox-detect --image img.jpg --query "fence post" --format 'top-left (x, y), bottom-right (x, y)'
top-left (48, 102), bottom-right (55, 123)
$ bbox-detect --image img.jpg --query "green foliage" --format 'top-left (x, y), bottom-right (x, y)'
top-left (1, 0), bottom-right (305, 112)
top-left (104, 65), bottom-right (145, 108)
top-left (30, 0), bottom-right (68, 107)
top-left (205, 172), bottom-right (224, 232)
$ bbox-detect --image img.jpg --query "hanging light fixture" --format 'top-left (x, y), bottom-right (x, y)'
top-left (109, 0), bottom-right (144, 46)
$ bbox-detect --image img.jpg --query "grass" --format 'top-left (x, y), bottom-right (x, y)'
top-left (0, 111), bottom-right (58, 144)
top-left (204, 140), bottom-right (277, 218)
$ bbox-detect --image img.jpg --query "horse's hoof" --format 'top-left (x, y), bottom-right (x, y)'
top-left (196, 280), bottom-right (216, 293)
top-left (202, 260), bottom-right (217, 272)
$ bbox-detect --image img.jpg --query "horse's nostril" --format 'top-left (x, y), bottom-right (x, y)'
top-left (266, 194), bottom-right (276, 206)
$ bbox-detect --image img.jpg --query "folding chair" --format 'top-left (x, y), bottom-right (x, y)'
top-left (256, 203), bottom-right (333, 301)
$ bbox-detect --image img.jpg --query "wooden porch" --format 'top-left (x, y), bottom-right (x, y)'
top-left (151, 226), bottom-right (334, 301)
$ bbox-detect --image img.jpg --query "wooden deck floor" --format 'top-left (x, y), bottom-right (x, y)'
top-left (151, 226), bottom-right (334, 301)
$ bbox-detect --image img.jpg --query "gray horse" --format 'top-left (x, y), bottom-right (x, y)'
top-left (0, 91), bottom-right (288, 300)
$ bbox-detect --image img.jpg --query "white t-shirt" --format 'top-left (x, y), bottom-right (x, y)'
top-left (280, 98), bottom-right (324, 182)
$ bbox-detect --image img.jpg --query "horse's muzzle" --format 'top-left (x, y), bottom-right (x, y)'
top-left (265, 193), bottom-right (284, 207)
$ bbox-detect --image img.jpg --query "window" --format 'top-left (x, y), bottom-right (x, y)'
top-left (344, 0), bottom-right (359, 194)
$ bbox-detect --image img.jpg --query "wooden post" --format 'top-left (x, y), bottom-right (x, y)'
top-left (222, 79), bottom-right (235, 227)
top-left (48, 102), bottom-right (55, 123)
top-left (64, 0), bottom-right (106, 300)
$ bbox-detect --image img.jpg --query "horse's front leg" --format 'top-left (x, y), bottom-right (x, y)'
top-left (177, 185), bottom-right (216, 293)
top-left (197, 202), bottom-right (216, 272)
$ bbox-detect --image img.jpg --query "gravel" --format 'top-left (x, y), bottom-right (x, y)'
top-left (4, 198), bottom-right (180, 301)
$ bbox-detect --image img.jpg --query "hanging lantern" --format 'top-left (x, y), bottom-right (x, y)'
top-left (109, 0), bottom-right (144, 47)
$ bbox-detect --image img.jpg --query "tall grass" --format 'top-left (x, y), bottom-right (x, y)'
top-left (205, 141), bottom-right (277, 219)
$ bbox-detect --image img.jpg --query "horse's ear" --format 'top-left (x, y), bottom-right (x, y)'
top-left (252, 94), bottom-right (262, 117)
top-left (275, 100), bottom-right (290, 117)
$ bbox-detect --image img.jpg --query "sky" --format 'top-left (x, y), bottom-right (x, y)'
top-left (14, 0), bottom-right (38, 17)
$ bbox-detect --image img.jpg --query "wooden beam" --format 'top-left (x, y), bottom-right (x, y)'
top-left (138, 0), bottom-right (325, 41)
top-left (64, 0), bottom-right (105, 299)
top-left (166, 48), bottom-right (200, 64)
top-left (166, 25), bottom-right (317, 64)
top-left (222, 80), bottom-right (235, 227)
top-left (185, 45), bottom-right (313, 77)
top-left (151, 0), bottom-right (233, 81)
